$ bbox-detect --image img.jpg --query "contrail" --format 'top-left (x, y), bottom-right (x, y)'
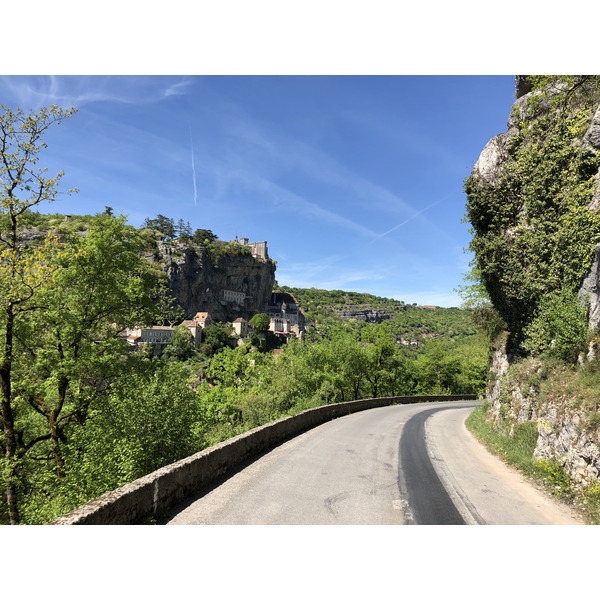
top-left (368, 196), bottom-right (446, 244)
top-left (189, 125), bottom-right (198, 205)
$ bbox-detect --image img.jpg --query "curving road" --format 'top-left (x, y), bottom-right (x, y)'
top-left (164, 400), bottom-right (583, 525)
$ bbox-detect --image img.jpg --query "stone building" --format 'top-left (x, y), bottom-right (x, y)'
top-left (265, 292), bottom-right (305, 339)
top-left (239, 237), bottom-right (268, 260)
top-left (124, 312), bottom-right (213, 352)
top-left (232, 317), bottom-right (249, 337)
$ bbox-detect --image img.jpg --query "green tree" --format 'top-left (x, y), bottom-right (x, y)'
top-left (200, 322), bottom-right (233, 357)
top-left (0, 105), bottom-right (77, 523)
top-left (143, 214), bottom-right (175, 240)
top-left (249, 313), bottom-right (270, 332)
top-left (162, 324), bottom-right (196, 361)
top-left (176, 218), bottom-right (192, 241)
top-left (360, 324), bottom-right (396, 398)
top-left (522, 289), bottom-right (589, 362)
top-left (9, 214), bottom-right (159, 488)
top-left (192, 228), bottom-right (217, 246)
top-left (64, 360), bottom-right (206, 507)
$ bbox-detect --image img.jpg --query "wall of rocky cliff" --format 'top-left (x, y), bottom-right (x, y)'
top-left (152, 241), bottom-right (276, 323)
top-left (469, 76), bottom-right (600, 490)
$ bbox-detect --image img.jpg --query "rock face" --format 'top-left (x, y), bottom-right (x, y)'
top-left (579, 243), bottom-right (600, 329)
top-left (155, 242), bottom-right (276, 322)
top-left (472, 77), bottom-right (600, 491)
top-left (333, 306), bottom-right (398, 323)
top-left (535, 404), bottom-right (600, 487)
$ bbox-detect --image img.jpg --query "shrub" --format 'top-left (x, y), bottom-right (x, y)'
top-left (522, 289), bottom-right (588, 362)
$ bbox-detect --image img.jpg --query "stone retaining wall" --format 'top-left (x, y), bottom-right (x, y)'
top-left (50, 394), bottom-right (476, 525)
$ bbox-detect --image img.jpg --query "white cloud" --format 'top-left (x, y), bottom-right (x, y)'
top-left (0, 75), bottom-right (193, 109)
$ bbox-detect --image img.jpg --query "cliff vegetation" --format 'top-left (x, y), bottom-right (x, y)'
top-left (464, 76), bottom-right (600, 521)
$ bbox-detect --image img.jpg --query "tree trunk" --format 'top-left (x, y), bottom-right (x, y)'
top-left (50, 377), bottom-right (69, 478)
top-left (1, 303), bottom-right (20, 524)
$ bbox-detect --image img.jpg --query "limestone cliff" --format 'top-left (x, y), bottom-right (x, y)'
top-left (152, 241), bottom-right (276, 323)
top-left (467, 76), bottom-right (600, 492)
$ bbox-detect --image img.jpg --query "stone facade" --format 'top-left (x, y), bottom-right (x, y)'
top-left (266, 292), bottom-right (305, 339)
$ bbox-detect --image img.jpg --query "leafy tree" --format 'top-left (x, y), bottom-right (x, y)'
top-left (176, 218), bottom-right (192, 241)
top-left (0, 104), bottom-right (77, 523)
top-left (522, 288), bottom-right (589, 362)
top-left (200, 322), bottom-right (233, 357)
top-left (192, 228), bottom-right (217, 246)
top-left (9, 214), bottom-right (159, 492)
top-left (249, 313), bottom-right (270, 332)
top-left (143, 214), bottom-right (176, 240)
top-left (65, 360), bottom-right (206, 502)
top-left (360, 324), bottom-right (397, 398)
top-left (153, 281), bottom-right (185, 326)
top-left (162, 324), bottom-right (196, 361)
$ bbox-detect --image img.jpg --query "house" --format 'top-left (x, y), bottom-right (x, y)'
top-left (180, 319), bottom-right (203, 347)
top-left (181, 312), bottom-right (214, 346)
top-left (123, 312), bottom-right (213, 352)
top-left (192, 312), bottom-right (213, 328)
top-left (232, 317), bottom-right (249, 337)
top-left (265, 292), bottom-right (305, 339)
top-left (125, 325), bottom-right (174, 344)
top-left (123, 325), bottom-right (174, 355)
top-left (223, 289), bottom-right (246, 304)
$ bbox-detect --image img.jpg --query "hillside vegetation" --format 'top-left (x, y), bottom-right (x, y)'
top-left (277, 285), bottom-right (476, 341)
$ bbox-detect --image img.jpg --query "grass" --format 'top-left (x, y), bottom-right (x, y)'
top-left (465, 404), bottom-right (600, 524)
top-left (466, 404), bottom-right (540, 476)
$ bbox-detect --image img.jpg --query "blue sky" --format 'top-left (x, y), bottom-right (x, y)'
top-left (1, 75), bottom-right (516, 307)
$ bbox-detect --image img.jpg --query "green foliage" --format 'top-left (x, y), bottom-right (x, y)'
top-left (466, 405), bottom-right (540, 476)
top-left (192, 228), bottom-right (217, 245)
top-left (143, 214), bottom-right (176, 240)
top-left (162, 324), bottom-right (197, 361)
top-left (204, 240), bottom-right (252, 263)
top-left (249, 312), bottom-right (270, 332)
top-left (522, 288), bottom-right (588, 361)
top-left (200, 322), bottom-right (233, 357)
top-left (1, 104), bottom-right (78, 524)
top-left (535, 458), bottom-right (574, 498)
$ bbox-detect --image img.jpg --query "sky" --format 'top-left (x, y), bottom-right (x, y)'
top-left (0, 74), bottom-right (516, 307)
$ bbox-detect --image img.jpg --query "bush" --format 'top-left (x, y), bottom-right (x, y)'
top-left (522, 289), bottom-right (588, 362)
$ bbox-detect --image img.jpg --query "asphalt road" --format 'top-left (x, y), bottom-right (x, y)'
top-left (164, 400), bottom-right (583, 525)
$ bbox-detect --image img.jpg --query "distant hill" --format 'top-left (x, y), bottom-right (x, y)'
top-left (275, 285), bottom-right (476, 343)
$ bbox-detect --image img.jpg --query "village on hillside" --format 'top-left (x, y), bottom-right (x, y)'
top-left (123, 291), bottom-right (305, 355)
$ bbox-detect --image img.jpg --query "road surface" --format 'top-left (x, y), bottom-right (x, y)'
top-left (164, 400), bottom-right (583, 525)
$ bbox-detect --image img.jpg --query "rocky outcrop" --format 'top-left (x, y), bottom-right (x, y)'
top-left (154, 242), bottom-right (276, 322)
top-left (579, 243), bottom-right (600, 329)
top-left (333, 306), bottom-right (396, 323)
top-left (472, 77), bottom-right (600, 491)
top-left (535, 404), bottom-right (600, 487)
